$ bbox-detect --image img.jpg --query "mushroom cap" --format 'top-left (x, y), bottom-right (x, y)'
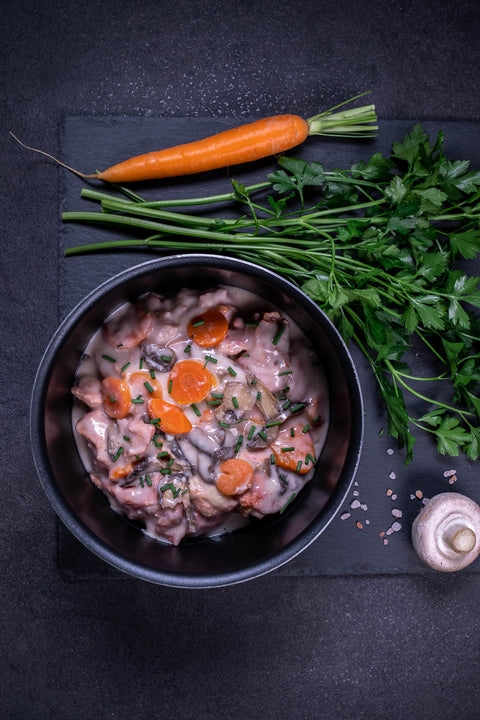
top-left (412, 492), bottom-right (480, 572)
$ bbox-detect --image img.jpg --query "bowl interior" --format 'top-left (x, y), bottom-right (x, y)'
top-left (31, 255), bottom-right (363, 587)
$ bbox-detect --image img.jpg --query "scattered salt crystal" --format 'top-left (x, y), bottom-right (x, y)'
top-left (392, 508), bottom-right (403, 518)
top-left (365, 519), bottom-right (370, 525)
top-left (379, 531), bottom-right (385, 538)
top-left (340, 512), bottom-right (351, 520)
top-left (353, 490), bottom-right (359, 497)
top-left (415, 490), bottom-right (423, 499)
top-left (387, 448), bottom-right (394, 455)
top-left (386, 488), bottom-right (393, 497)
top-left (360, 503), bottom-right (368, 511)
top-left (392, 521), bottom-right (402, 532)
top-left (356, 521), bottom-right (363, 530)
top-left (350, 499), bottom-right (361, 510)
top-left (389, 472), bottom-right (396, 480)
top-left (444, 469), bottom-right (456, 478)
top-left (386, 527), bottom-right (394, 536)
top-left (410, 494), bottom-right (415, 500)
top-left (383, 538), bottom-right (389, 545)
top-left (391, 494), bottom-right (397, 501)
top-left (449, 475), bottom-right (457, 485)
top-left (354, 481), bottom-right (359, 487)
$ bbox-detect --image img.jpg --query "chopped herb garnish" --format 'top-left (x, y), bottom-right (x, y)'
top-left (191, 403), bottom-right (201, 416)
top-left (145, 474), bottom-right (152, 487)
top-left (219, 421), bottom-right (231, 429)
top-left (258, 430), bottom-right (268, 441)
top-left (280, 492), bottom-right (297, 514)
top-left (102, 354), bottom-right (116, 363)
top-left (281, 446), bottom-right (295, 453)
top-left (250, 379), bottom-right (257, 385)
top-left (132, 395), bottom-right (144, 404)
top-left (123, 435), bottom-right (131, 442)
top-left (139, 357), bottom-right (144, 369)
top-left (313, 415), bottom-right (322, 423)
top-left (278, 370), bottom-right (293, 376)
top-left (167, 458), bottom-right (174, 468)
top-left (108, 397), bottom-right (117, 404)
top-left (256, 391), bottom-right (261, 401)
top-left (296, 460), bottom-right (302, 472)
top-left (184, 344), bottom-right (192, 354)
top-left (232, 396), bottom-right (239, 409)
top-left (305, 453), bottom-right (316, 465)
top-left (227, 366), bottom-right (237, 376)
top-left (144, 381), bottom-right (154, 394)
top-left (157, 451), bottom-right (170, 458)
top-left (279, 474), bottom-right (288, 484)
top-left (120, 361), bottom-right (131, 373)
top-left (160, 468), bottom-right (172, 475)
top-left (112, 447), bottom-right (123, 461)
top-left (150, 369), bottom-right (156, 380)
top-left (160, 355), bottom-right (172, 362)
top-left (266, 420), bottom-right (282, 427)
top-left (290, 428), bottom-right (295, 437)
top-left (204, 354), bottom-right (218, 365)
top-left (282, 400), bottom-right (291, 410)
top-left (192, 319), bottom-right (205, 327)
top-left (290, 403), bottom-right (306, 413)
top-left (248, 425), bottom-right (256, 440)
top-left (211, 391), bottom-right (224, 399)
top-left (168, 379), bottom-right (173, 393)
top-left (272, 324), bottom-right (286, 345)
top-left (270, 454), bottom-right (276, 465)
top-left (150, 417), bottom-right (162, 425)
top-left (206, 399), bottom-right (222, 406)
top-left (153, 437), bottom-right (163, 448)
top-left (302, 424), bottom-right (311, 434)
top-left (245, 321), bottom-right (259, 327)
top-left (116, 343), bottom-right (123, 348)
top-left (160, 482), bottom-right (175, 493)
top-left (234, 435), bottom-right (244, 453)
top-left (139, 476), bottom-right (145, 488)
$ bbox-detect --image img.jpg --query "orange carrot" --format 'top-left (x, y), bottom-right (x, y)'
top-left (126, 370), bottom-right (163, 399)
top-left (271, 424), bottom-right (315, 475)
top-left (102, 377), bottom-right (132, 419)
top-left (109, 463), bottom-right (134, 481)
top-left (216, 458), bottom-right (254, 496)
top-left (187, 307), bottom-right (229, 348)
top-left (148, 397), bottom-right (192, 435)
top-left (10, 96), bottom-right (377, 183)
top-left (168, 359), bottom-right (213, 405)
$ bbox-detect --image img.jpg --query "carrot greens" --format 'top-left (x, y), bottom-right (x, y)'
top-left (63, 124), bottom-right (480, 462)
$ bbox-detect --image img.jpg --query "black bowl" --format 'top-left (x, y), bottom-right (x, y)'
top-left (30, 255), bottom-right (363, 588)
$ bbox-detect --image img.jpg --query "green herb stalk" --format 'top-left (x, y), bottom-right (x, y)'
top-left (63, 125), bottom-right (480, 463)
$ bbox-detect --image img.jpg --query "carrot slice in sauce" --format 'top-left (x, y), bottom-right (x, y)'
top-left (187, 308), bottom-right (229, 348)
top-left (149, 397), bottom-right (192, 435)
top-left (168, 359), bottom-right (213, 404)
top-left (126, 370), bottom-right (163, 399)
top-left (102, 377), bottom-right (132, 419)
top-left (271, 425), bottom-right (315, 475)
top-left (216, 458), bottom-right (254, 496)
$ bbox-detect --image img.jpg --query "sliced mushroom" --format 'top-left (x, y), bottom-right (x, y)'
top-left (214, 381), bottom-right (256, 425)
top-left (141, 343), bottom-right (177, 373)
top-left (245, 379), bottom-right (289, 450)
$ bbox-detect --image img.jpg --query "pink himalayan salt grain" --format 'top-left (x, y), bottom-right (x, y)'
top-left (444, 469), bottom-right (456, 478)
top-left (350, 499), bottom-right (361, 510)
top-left (383, 539), bottom-right (389, 545)
top-left (389, 472), bottom-right (396, 480)
top-left (386, 488), bottom-right (393, 497)
top-left (415, 490), bottom-right (423, 499)
top-left (392, 508), bottom-right (403, 518)
top-left (356, 521), bottom-right (363, 530)
top-left (340, 512), bottom-right (351, 521)
top-left (449, 475), bottom-right (457, 485)
top-left (391, 521), bottom-right (402, 532)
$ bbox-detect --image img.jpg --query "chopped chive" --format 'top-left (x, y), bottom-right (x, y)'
top-left (302, 424), bottom-right (311, 434)
top-left (167, 458), bottom-right (174, 468)
top-left (160, 468), bottom-right (172, 475)
top-left (280, 493), bottom-right (297, 514)
top-left (192, 319), bottom-right (205, 327)
top-left (123, 435), bottom-right (130, 442)
top-left (282, 400), bottom-right (291, 410)
top-left (250, 378), bottom-right (257, 385)
top-left (172, 488), bottom-right (182, 498)
top-left (102, 354), bottom-right (116, 363)
top-left (150, 417), bottom-right (162, 425)
top-left (157, 451), bottom-right (170, 458)
top-left (184, 344), bottom-right (192, 354)
top-left (116, 343), bottom-right (123, 348)
top-left (279, 474), bottom-right (288, 484)
top-left (256, 391), bottom-right (261, 401)
top-left (132, 395), bottom-right (144, 404)
top-left (313, 414), bottom-right (322, 423)
top-left (145, 474), bottom-right (152, 487)
top-left (272, 324), bottom-right (286, 345)
top-left (305, 453), bottom-right (316, 465)
top-left (153, 437), bottom-right (163, 448)
top-left (232, 396), bottom-right (239, 409)
top-left (191, 403), bottom-right (201, 417)
top-left (270, 454), bottom-right (276, 465)
top-left (266, 420), bottom-right (282, 427)
top-left (234, 435), bottom-right (244, 453)
top-left (283, 386), bottom-right (291, 393)
top-left (258, 430), bottom-right (268, 441)
top-left (206, 399), bottom-right (222, 406)
top-left (204, 354), bottom-right (218, 364)
top-left (279, 370), bottom-right (293, 376)
top-left (168, 379), bottom-right (173, 393)
top-left (296, 460), bottom-right (302, 472)
top-left (219, 421), bottom-right (231, 429)
top-left (139, 476), bottom-right (145, 488)
top-left (211, 391), bottom-right (224, 399)
top-left (139, 357), bottom-right (144, 369)
top-left (135, 454), bottom-right (140, 460)
top-left (245, 321), bottom-right (259, 327)
top-left (248, 425), bottom-right (256, 440)
top-left (120, 361), bottom-right (131, 373)
top-left (227, 366), bottom-right (237, 376)
top-left (281, 446), bottom-right (295, 453)
top-left (144, 381), bottom-right (154, 394)
top-left (290, 403), bottom-right (306, 413)
top-left (160, 482), bottom-right (175, 493)
top-left (112, 446), bottom-right (123, 461)
top-left (160, 355), bottom-right (172, 362)
top-left (108, 397), bottom-right (117, 404)
top-left (150, 369), bottom-right (156, 380)
top-left (290, 428), bottom-right (295, 437)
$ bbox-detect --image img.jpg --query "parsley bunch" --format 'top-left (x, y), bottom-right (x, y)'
top-left (64, 125), bottom-right (480, 462)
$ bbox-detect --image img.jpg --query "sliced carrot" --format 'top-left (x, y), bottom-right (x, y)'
top-left (109, 463), bottom-right (134, 481)
top-left (168, 359), bottom-right (213, 404)
top-left (126, 370), bottom-right (163, 400)
top-left (216, 458), bottom-right (254, 496)
top-left (271, 424), bottom-right (315, 475)
top-left (148, 397), bottom-right (192, 435)
top-left (102, 377), bottom-right (132, 419)
top-left (187, 308), bottom-right (229, 348)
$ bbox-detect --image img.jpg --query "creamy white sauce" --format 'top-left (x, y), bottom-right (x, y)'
top-left (71, 285), bottom-right (329, 545)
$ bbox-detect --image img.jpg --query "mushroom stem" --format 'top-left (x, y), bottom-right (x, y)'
top-left (445, 525), bottom-right (477, 555)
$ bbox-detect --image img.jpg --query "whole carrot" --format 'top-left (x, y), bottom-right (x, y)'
top-left (11, 93), bottom-right (376, 183)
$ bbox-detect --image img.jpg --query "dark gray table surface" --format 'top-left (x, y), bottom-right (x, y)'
top-left (2, 2), bottom-right (480, 719)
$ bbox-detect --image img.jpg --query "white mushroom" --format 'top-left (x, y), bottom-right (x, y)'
top-left (412, 492), bottom-right (480, 571)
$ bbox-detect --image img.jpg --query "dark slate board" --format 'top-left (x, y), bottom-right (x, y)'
top-left (57, 116), bottom-right (480, 579)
